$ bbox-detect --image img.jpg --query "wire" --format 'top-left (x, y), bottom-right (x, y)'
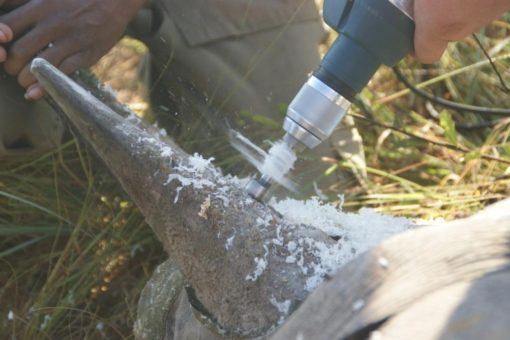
top-left (393, 32), bottom-right (510, 116)
top-left (423, 100), bottom-right (500, 130)
top-left (348, 107), bottom-right (510, 166)
top-left (392, 66), bottom-right (510, 116)
top-left (472, 33), bottom-right (510, 93)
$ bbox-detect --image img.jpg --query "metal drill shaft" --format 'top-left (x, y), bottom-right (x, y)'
top-left (246, 134), bottom-right (305, 201)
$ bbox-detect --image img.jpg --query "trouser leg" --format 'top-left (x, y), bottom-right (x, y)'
top-left (0, 70), bottom-right (64, 158)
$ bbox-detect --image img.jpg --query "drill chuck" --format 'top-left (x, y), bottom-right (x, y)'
top-left (283, 76), bottom-right (351, 149)
top-left (285, 0), bottom-right (415, 152)
top-left (284, 0), bottom-right (415, 151)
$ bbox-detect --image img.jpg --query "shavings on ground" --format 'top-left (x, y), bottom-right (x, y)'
top-left (270, 197), bottom-right (417, 291)
top-left (271, 197), bottom-right (413, 241)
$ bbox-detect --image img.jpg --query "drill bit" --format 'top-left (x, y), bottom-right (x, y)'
top-left (245, 134), bottom-right (304, 201)
top-left (229, 130), bottom-right (303, 201)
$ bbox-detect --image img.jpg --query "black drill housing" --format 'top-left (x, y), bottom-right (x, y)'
top-left (316, 0), bottom-right (415, 100)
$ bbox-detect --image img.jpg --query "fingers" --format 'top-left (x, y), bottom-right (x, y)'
top-left (17, 34), bottom-right (85, 88)
top-left (25, 82), bottom-right (46, 100)
top-left (0, 22), bottom-right (13, 42)
top-left (0, 1), bottom-right (42, 70)
top-left (0, 0), bottom-right (42, 38)
top-left (0, 22), bottom-right (13, 62)
top-left (414, 30), bottom-right (449, 64)
top-left (413, 0), bottom-right (450, 64)
top-left (413, 0), bottom-right (453, 64)
top-left (4, 21), bottom-right (65, 77)
top-left (25, 52), bottom-right (91, 100)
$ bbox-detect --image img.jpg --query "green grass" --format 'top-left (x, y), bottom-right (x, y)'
top-left (0, 140), bottom-right (165, 339)
top-left (1, 18), bottom-right (510, 339)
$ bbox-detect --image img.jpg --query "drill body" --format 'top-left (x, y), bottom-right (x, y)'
top-left (246, 0), bottom-right (415, 200)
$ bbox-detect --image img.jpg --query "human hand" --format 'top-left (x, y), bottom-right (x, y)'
top-left (414, 0), bottom-right (510, 63)
top-left (0, 23), bottom-right (12, 63)
top-left (0, 0), bottom-right (146, 99)
top-left (0, 0), bottom-right (24, 64)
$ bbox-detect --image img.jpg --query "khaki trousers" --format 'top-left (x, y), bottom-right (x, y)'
top-left (0, 69), bottom-right (64, 158)
top-left (137, 0), bottom-right (365, 194)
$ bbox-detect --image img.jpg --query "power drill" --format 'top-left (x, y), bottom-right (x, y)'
top-left (246, 0), bottom-right (415, 200)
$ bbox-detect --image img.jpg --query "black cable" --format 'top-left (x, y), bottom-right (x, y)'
top-left (448, 120), bottom-right (499, 130)
top-left (472, 33), bottom-right (510, 93)
top-left (347, 108), bottom-right (510, 166)
top-left (425, 110), bottom-right (500, 130)
top-left (355, 96), bottom-right (497, 131)
top-left (392, 66), bottom-right (510, 116)
top-left (421, 100), bottom-right (500, 130)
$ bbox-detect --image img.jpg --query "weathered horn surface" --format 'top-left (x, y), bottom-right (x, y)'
top-left (31, 58), bottom-right (336, 337)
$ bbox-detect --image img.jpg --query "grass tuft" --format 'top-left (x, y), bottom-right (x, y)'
top-left (1, 139), bottom-right (164, 339)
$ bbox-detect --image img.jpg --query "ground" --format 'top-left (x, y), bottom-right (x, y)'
top-left (1, 15), bottom-right (510, 338)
